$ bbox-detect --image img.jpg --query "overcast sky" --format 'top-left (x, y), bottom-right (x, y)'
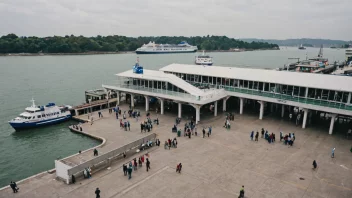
top-left (0, 0), bottom-right (351, 40)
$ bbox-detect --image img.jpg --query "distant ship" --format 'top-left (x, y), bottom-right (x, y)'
top-left (298, 44), bottom-right (306, 50)
top-left (8, 99), bottom-right (72, 130)
top-left (195, 51), bottom-right (213, 65)
top-left (135, 41), bottom-right (197, 54)
top-left (346, 45), bottom-right (352, 64)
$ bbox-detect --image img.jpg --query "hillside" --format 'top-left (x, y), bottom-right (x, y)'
top-left (240, 38), bottom-right (350, 47)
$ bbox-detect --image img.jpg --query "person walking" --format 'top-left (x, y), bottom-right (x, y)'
top-left (261, 128), bottom-right (264, 138)
top-left (176, 163), bottom-right (182, 173)
top-left (250, 131), bottom-right (254, 141)
top-left (93, 149), bottom-right (98, 156)
top-left (95, 188), bottom-right (101, 198)
top-left (123, 164), bottom-right (127, 176)
top-left (239, 185), bottom-right (244, 198)
top-left (203, 128), bottom-right (205, 138)
top-left (255, 132), bottom-right (259, 141)
top-left (10, 181), bottom-right (17, 193)
top-left (127, 121), bottom-right (130, 131)
top-left (208, 126), bottom-right (212, 135)
top-left (146, 158), bottom-right (150, 172)
top-left (312, 160), bottom-right (317, 169)
top-left (331, 148), bottom-right (335, 158)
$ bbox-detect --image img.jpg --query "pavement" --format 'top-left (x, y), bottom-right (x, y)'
top-left (1, 103), bottom-right (351, 198)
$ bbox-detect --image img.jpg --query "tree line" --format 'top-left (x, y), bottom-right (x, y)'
top-left (0, 34), bottom-right (278, 54)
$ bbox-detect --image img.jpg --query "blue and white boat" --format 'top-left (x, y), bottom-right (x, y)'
top-left (8, 99), bottom-right (72, 130)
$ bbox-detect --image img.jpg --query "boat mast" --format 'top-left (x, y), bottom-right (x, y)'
top-left (318, 45), bottom-right (323, 57)
top-left (30, 98), bottom-right (36, 107)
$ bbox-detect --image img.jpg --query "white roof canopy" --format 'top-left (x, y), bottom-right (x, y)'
top-left (160, 64), bottom-right (352, 92)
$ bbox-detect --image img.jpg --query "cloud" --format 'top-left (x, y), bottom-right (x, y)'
top-left (0, 0), bottom-right (351, 40)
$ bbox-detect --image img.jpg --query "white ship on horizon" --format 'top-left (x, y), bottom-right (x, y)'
top-left (136, 41), bottom-right (198, 54)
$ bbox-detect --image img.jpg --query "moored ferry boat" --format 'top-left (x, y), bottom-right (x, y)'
top-left (136, 41), bottom-right (197, 54)
top-left (8, 99), bottom-right (72, 130)
top-left (195, 51), bottom-right (213, 65)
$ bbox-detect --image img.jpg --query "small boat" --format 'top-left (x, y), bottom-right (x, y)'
top-left (298, 44), bottom-right (306, 50)
top-left (8, 99), bottom-right (72, 130)
top-left (195, 51), bottom-right (213, 66)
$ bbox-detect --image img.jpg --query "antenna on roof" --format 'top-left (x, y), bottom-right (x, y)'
top-left (30, 98), bottom-right (36, 107)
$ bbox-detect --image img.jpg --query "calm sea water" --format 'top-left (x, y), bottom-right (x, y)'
top-left (0, 47), bottom-right (345, 187)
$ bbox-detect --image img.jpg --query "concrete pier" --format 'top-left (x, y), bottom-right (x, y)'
top-left (1, 104), bottom-right (351, 198)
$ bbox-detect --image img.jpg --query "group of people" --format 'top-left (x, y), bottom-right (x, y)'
top-left (165, 138), bottom-right (178, 149)
top-left (83, 167), bottom-right (92, 179)
top-left (184, 121), bottom-right (196, 136)
top-left (226, 112), bottom-right (234, 121)
top-left (120, 119), bottom-right (131, 131)
top-left (140, 118), bottom-right (153, 132)
top-left (250, 131), bottom-right (259, 141)
top-left (202, 126), bottom-right (212, 138)
top-left (122, 156), bottom-right (151, 179)
top-left (255, 128), bottom-right (296, 147)
top-left (280, 132), bottom-right (295, 146)
top-left (9, 181), bottom-right (18, 193)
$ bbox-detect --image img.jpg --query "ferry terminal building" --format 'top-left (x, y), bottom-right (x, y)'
top-left (102, 63), bottom-right (352, 135)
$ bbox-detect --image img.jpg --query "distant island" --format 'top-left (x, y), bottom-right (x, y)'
top-left (0, 34), bottom-right (278, 54)
top-left (240, 38), bottom-right (351, 48)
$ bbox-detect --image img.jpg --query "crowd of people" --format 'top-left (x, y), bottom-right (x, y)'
top-left (122, 155), bottom-right (151, 180)
top-left (252, 128), bottom-right (296, 147)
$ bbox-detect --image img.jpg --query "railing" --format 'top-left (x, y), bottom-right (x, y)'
top-left (63, 133), bottom-right (156, 184)
top-left (188, 81), bottom-right (352, 111)
top-left (103, 83), bottom-right (226, 102)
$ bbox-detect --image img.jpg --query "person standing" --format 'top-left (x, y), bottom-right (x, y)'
top-left (133, 159), bottom-right (138, 171)
top-left (208, 126), bottom-right (212, 135)
top-left (127, 121), bottom-right (130, 131)
top-left (95, 188), bottom-right (101, 198)
top-left (261, 128), bottom-right (264, 138)
top-left (93, 149), bottom-right (98, 156)
top-left (250, 131), bottom-right (254, 141)
top-left (280, 131), bottom-right (283, 141)
top-left (123, 164), bottom-right (127, 176)
top-left (312, 160), bottom-right (317, 169)
top-left (127, 166), bottom-right (132, 179)
top-left (255, 132), bottom-right (259, 141)
top-left (203, 128), bottom-right (205, 138)
top-left (138, 158), bottom-right (142, 167)
top-left (146, 158), bottom-right (150, 172)
top-left (331, 148), bottom-right (335, 158)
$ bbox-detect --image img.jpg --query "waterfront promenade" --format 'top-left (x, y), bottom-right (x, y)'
top-left (0, 104), bottom-right (351, 198)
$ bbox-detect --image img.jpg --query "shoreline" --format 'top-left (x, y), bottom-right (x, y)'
top-left (0, 48), bottom-right (279, 57)
top-left (0, 122), bottom-right (105, 190)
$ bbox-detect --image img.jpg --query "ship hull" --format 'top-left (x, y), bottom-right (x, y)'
top-left (195, 62), bottom-right (213, 66)
top-left (136, 50), bottom-right (197, 54)
top-left (9, 115), bottom-right (72, 131)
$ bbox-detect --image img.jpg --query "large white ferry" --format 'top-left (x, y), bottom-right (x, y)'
top-left (195, 51), bottom-right (213, 65)
top-left (136, 41), bottom-right (197, 54)
top-left (8, 99), bottom-right (72, 130)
